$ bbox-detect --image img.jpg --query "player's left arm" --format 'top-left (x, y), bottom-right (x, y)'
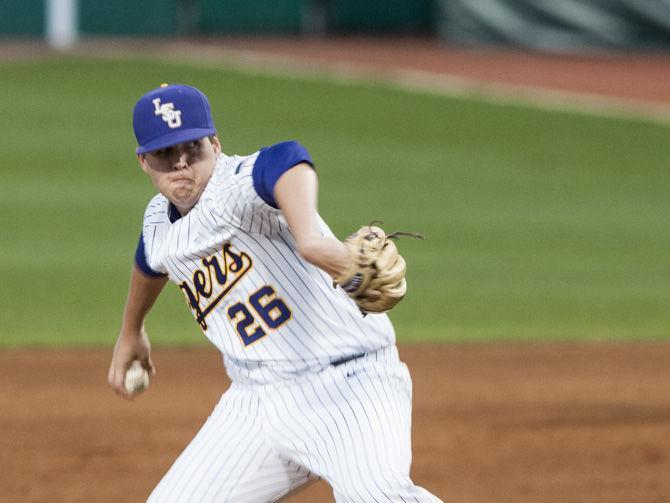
top-left (108, 265), bottom-right (166, 399)
top-left (274, 163), bottom-right (350, 279)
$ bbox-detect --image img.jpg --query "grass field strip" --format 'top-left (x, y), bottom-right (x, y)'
top-left (2, 45), bottom-right (668, 345)
top-left (3, 40), bottom-right (668, 124)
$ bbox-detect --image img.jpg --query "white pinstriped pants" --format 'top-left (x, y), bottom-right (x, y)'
top-left (147, 348), bottom-right (443, 502)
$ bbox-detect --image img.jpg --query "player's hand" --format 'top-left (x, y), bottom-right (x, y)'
top-left (108, 326), bottom-right (155, 400)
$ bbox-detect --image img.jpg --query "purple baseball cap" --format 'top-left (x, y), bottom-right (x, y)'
top-left (133, 83), bottom-right (217, 155)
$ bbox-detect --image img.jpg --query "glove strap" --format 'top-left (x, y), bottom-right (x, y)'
top-left (339, 273), bottom-right (364, 294)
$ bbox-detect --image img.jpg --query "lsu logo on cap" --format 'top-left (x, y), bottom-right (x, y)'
top-left (134, 84), bottom-right (216, 154)
top-left (152, 98), bottom-right (182, 129)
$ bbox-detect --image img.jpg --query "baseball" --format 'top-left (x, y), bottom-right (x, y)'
top-left (124, 360), bottom-right (149, 395)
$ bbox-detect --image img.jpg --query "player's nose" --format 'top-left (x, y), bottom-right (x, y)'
top-left (173, 153), bottom-right (188, 170)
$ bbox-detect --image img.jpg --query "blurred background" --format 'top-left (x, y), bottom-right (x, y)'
top-left (5, 0), bottom-right (670, 50)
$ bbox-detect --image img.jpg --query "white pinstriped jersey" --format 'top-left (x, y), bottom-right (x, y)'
top-left (130, 85), bottom-right (442, 502)
top-left (141, 150), bottom-right (395, 382)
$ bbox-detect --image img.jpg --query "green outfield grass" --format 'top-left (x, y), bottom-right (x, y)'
top-left (1, 58), bottom-right (668, 346)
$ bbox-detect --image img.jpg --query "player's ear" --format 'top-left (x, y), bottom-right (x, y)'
top-left (210, 135), bottom-right (221, 155)
top-left (137, 154), bottom-right (150, 173)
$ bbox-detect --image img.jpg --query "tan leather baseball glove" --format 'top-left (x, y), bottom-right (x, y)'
top-left (334, 224), bottom-right (421, 314)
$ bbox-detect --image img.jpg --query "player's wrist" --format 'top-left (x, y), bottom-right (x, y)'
top-left (119, 321), bottom-right (147, 339)
top-left (332, 245), bottom-right (357, 285)
top-left (295, 235), bottom-right (349, 278)
top-left (328, 240), bottom-right (353, 279)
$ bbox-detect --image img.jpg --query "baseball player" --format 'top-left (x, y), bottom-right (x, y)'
top-left (108, 83), bottom-right (442, 503)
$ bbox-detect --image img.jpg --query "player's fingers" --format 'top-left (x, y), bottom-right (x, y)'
top-left (107, 363), bottom-right (115, 386)
top-left (143, 355), bottom-right (156, 376)
top-left (110, 361), bottom-right (134, 400)
top-left (113, 379), bottom-right (134, 401)
top-left (107, 358), bottom-right (122, 387)
top-left (362, 288), bottom-right (382, 300)
top-left (112, 366), bottom-right (124, 392)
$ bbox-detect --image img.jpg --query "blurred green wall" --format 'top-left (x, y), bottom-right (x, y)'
top-left (0, 0), bottom-right (435, 37)
top-left (198, 0), bottom-right (304, 34)
top-left (329, 0), bottom-right (434, 33)
top-left (0, 0), bottom-right (44, 36)
top-left (5, 0), bottom-right (670, 49)
top-left (79, 0), bottom-right (177, 36)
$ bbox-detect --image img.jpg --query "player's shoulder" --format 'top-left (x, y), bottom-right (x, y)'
top-left (221, 151), bottom-right (260, 179)
top-left (206, 153), bottom-right (259, 205)
top-left (259, 139), bottom-right (310, 155)
top-left (221, 141), bottom-right (311, 175)
top-left (253, 140), bottom-right (312, 170)
top-left (210, 141), bottom-right (314, 217)
top-left (249, 140), bottom-right (314, 208)
top-left (143, 193), bottom-right (169, 220)
top-left (146, 192), bottom-right (168, 208)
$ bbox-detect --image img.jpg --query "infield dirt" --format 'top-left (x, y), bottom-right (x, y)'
top-left (2, 343), bottom-right (670, 502)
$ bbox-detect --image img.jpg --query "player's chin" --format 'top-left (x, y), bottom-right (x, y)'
top-left (171, 186), bottom-right (196, 203)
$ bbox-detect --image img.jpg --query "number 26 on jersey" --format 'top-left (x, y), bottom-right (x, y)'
top-left (227, 285), bottom-right (292, 346)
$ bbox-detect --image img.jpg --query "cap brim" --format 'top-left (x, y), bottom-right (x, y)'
top-left (136, 127), bottom-right (217, 155)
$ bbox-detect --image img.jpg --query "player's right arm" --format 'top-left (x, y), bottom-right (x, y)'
top-left (108, 264), bottom-right (167, 399)
top-left (273, 163), bottom-right (350, 278)
top-left (245, 140), bottom-right (350, 278)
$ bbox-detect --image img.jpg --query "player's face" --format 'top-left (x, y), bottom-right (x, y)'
top-left (139, 136), bottom-right (221, 214)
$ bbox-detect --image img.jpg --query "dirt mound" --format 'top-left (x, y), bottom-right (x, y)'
top-left (2, 342), bottom-right (669, 502)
